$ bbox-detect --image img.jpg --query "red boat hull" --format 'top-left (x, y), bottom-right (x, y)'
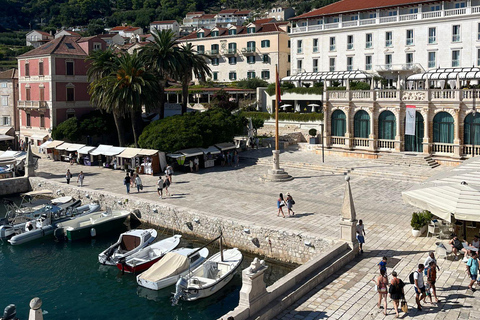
top-left (116, 255), bottom-right (163, 273)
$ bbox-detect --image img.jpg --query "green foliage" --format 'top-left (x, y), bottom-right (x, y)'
top-left (411, 210), bottom-right (433, 230)
top-left (266, 84), bottom-right (324, 96)
top-left (242, 111), bottom-right (324, 122)
top-left (308, 128), bottom-right (317, 137)
top-left (138, 108), bottom-right (244, 152)
top-left (350, 81), bottom-right (370, 90)
top-left (52, 117), bottom-right (80, 142)
top-left (236, 77), bottom-right (269, 90)
top-left (211, 89), bottom-right (236, 111)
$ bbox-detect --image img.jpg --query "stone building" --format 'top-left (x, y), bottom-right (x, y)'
top-left (0, 68), bottom-right (18, 144)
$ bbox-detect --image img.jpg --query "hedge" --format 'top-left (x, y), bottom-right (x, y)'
top-left (242, 111), bottom-right (323, 122)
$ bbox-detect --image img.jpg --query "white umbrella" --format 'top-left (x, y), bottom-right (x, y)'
top-left (308, 103), bottom-right (320, 107)
top-left (402, 181), bottom-right (480, 222)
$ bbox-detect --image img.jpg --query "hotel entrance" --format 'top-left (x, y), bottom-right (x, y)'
top-left (404, 112), bottom-right (424, 152)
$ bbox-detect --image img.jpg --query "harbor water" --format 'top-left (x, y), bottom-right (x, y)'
top-left (0, 197), bottom-right (295, 320)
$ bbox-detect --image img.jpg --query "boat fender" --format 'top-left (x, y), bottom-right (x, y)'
top-left (2, 304), bottom-right (17, 320)
top-left (54, 228), bottom-right (65, 241)
top-left (90, 228), bottom-right (96, 238)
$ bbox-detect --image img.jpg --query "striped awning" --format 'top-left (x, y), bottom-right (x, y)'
top-left (407, 67), bottom-right (480, 81)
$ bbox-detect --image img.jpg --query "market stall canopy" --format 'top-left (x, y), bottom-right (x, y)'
top-left (39, 140), bottom-right (53, 149)
top-left (407, 67), bottom-right (480, 81)
top-left (166, 153), bottom-right (184, 159)
top-left (102, 146), bottom-right (125, 156)
top-left (0, 127), bottom-right (14, 136)
top-left (138, 149), bottom-right (158, 156)
top-left (31, 133), bottom-right (49, 141)
top-left (402, 181), bottom-right (480, 222)
top-left (64, 143), bottom-right (85, 152)
top-left (0, 135), bottom-right (14, 141)
top-left (117, 147), bottom-right (143, 159)
top-left (77, 146), bottom-right (96, 154)
top-left (200, 146), bottom-right (221, 155)
top-left (215, 142), bottom-right (236, 151)
top-left (55, 142), bottom-right (74, 151)
top-left (178, 148), bottom-right (204, 157)
top-left (89, 145), bottom-right (113, 156)
top-left (45, 140), bottom-right (64, 149)
top-left (0, 157), bottom-right (16, 166)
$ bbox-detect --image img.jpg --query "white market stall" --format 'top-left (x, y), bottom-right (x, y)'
top-left (200, 146), bottom-right (221, 168)
top-left (77, 146), bottom-right (97, 165)
top-left (45, 140), bottom-right (64, 160)
top-left (89, 145), bottom-right (113, 167)
top-left (101, 146), bottom-right (125, 168)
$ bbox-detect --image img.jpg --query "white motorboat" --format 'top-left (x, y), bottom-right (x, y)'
top-left (98, 229), bottom-right (157, 266)
top-left (172, 248), bottom-right (243, 304)
top-left (116, 235), bottom-right (182, 273)
top-left (137, 247), bottom-right (209, 291)
top-left (55, 209), bottom-right (130, 241)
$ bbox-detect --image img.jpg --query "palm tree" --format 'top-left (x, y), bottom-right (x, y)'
top-left (140, 29), bottom-right (180, 119)
top-left (86, 49), bottom-right (127, 146)
top-left (177, 43), bottom-right (211, 114)
top-left (89, 51), bottom-right (159, 147)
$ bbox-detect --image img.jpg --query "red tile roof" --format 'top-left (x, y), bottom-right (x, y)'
top-left (234, 10), bottom-right (251, 15)
top-left (98, 33), bottom-right (117, 38)
top-left (218, 9), bottom-right (238, 14)
top-left (0, 68), bottom-right (17, 80)
top-left (200, 14), bottom-right (216, 19)
top-left (111, 26), bottom-right (141, 31)
top-left (292, 0), bottom-right (433, 20)
top-left (253, 18), bottom-right (276, 25)
top-left (18, 35), bottom-right (104, 58)
top-left (151, 20), bottom-right (177, 24)
top-left (186, 11), bottom-right (205, 15)
top-left (32, 30), bottom-right (51, 37)
top-left (178, 22), bottom-right (286, 40)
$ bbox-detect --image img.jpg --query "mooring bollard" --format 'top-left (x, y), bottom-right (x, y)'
top-left (28, 298), bottom-right (43, 320)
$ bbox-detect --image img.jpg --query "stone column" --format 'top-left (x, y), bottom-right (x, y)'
top-left (339, 176), bottom-right (359, 251)
top-left (453, 108), bottom-right (461, 158)
top-left (344, 107), bottom-right (353, 150)
top-left (395, 107), bottom-right (402, 152)
top-left (423, 109), bottom-right (431, 154)
top-left (28, 297), bottom-right (43, 320)
top-left (238, 258), bottom-right (269, 316)
top-left (324, 104), bottom-right (331, 146)
top-left (368, 107), bottom-right (376, 151)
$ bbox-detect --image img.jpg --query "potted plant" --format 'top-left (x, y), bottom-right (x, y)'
top-left (411, 210), bottom-right (433, 237)
top-left (309, 128), bottom-right (318, 144)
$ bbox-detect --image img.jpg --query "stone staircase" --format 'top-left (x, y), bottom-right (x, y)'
top-left (377, 153), bottom-right (440, 168)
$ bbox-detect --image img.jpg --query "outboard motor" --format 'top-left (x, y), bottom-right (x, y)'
top-left (54, 228), bottom-right (65, 241)
top-left (2, 304), bottom-right (17, 320)
top-left (172, 277), bottom-right (188, 306)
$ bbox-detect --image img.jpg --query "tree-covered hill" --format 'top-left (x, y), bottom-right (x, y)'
top-left (0, 0), bottom-right (338, 32)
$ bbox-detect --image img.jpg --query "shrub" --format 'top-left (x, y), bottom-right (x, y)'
top-left (237, 77), bottom-right (269, 89)
top-left (242, 111), bottom-right (323, 122)
top-left (411, 210), bottom-right (433, 230)
top-left (51, 117), bottom-right (80, 142)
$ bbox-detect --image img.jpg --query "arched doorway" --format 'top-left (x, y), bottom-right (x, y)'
top-left (331, 110), bottom-right (346, 136)
top-left (354, 110), bottom-right (370, 138)
top-left (404, 112), bottom-right (424, 152)
top-left (378, 111), bottom-right (396, 140)
top-left (433, 112), bottom-right (454, 143)
top-left (464, 113), bottom-right (480, 145)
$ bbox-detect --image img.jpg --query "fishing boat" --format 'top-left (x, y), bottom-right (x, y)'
top-left (55, 209), bottom-right (130, 241)
top-left (172, 248), bottom-right (243, 303)
top-left (98, 229), bottom-right (157, 266)
top-left (136, 247), bottom-right (209, 291)
top-left (116, 235), bottom-right (182, 273)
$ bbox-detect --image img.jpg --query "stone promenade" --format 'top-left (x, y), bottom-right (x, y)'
top-left (33, 147), bottom-right (479, 319)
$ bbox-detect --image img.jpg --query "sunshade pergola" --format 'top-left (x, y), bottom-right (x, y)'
top-left (282, 70), bottom-right (373, 82)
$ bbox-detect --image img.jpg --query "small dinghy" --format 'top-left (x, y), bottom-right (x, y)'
top-left (116, 235), bottom-right (182, 273)
top-left (137, 247), bottom-right (209, 291)
top-left (98, 229), bottom-right (157, 266)
top-left (172, 248), bottom-right (243, 304)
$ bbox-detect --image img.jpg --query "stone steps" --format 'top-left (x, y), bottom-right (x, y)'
top-left (377, 153), bottom-right (440, 168)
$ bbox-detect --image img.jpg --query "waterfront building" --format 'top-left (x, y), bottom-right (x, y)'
top-left (0, 68), bottom-right (19, 144)
top-left (286, 0), bottom-right (480, 159)
top-left (25, 30), bottom-right (53, 48)
top-left (266, 7), bottom-right (296, 21)
top-left (150, 20), bottom-right (180, 36)
top-left (178, 20), bottom-right (290, 83)
top-left (16, 36), bottom-right (107, 146)
top-left (183, 12), bottom-right (217, 30)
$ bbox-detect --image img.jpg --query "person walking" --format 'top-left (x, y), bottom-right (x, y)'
top-left (124, 173), bottom-right (131, 194)
top-left (189, 160), bottom-right (194, 172)
top-left (424, 252), bottom-right (440, 272)
top-left (375, 269), bottom-right (389, 315)
top-left (389, 271), bottom-right (405, 318)
top-left (378, 256), bottom-right (388, 273)
top-left (69, 152), bottom-right (74, 165)
top-left (77, 171), bottom-right (85, 187)
top-left (194, 156), bottom-right (199, 172)
top-left (65, 169), bottom-right (72, 184)
top-left (277, 193), bottom-right (285, 218)
top-left (467, 252), bottom-right (479, 290)
top-left (426, 261), bottom-right (439, 303)
top-left (157, 176), bottom-right (164, 198)
top-left (165, 165), bottom-right (173, 183)
top-left (414, 264), bottom-right (426, 311)
top-left (130, 171), bottom-right (135, 187)
top-left (164, 176), bottom-right (170, 196)
top-left (356, 219), bottom-right (366, 253)
top-left (286, 193), bottom-right (295, 216)
top-left (135, 175), bottom-right (143, 193)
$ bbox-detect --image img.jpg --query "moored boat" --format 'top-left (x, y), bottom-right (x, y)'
top-left (55, 209), bottom-right (130, 241)
top-left (98, 229), bottom-right (157, 266)
top-left (172, 248), bottom-right (243, 304)
top-left (137, 247), bottom-right (209, 291)
top-left (116, 235), bottom-right (182, 273)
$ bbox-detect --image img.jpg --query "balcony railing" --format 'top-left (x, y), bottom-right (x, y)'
top-left (385, 40), bottom-right (392, 47)
top-left (329, 45), bottom-right (336, 51)
top-left (377, 139), bottom-right (395, 149)
top-left (242, 47), bottom-right (257, 55)
top-left (297, 48), bottom-right (303, 53)
top-left (18, 100), bottom-right (48, 109)
top-left (224, 48), bottom-right (238, 56)
top-left (432, 143), bottom-right (454, 154)
top-left (331, 136), bottom-right (345, 145)
top-left (428, 36), bottom-right (436, 44)
top-left (353, 138), bottom-right (369, 147)
top-left (347, 43), bottom-right (353, 50)
top-left (365, 42), bottom-right (372, 48)
top-left (463, 145), bottom-right (480, 156)
top-left (290, 6), bottom-right (480, 34)
top-left (313, 46), bottom-right (318, 52)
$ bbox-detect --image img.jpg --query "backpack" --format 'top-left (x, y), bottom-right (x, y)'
top-left (409, 271), bottom-right (417, 284)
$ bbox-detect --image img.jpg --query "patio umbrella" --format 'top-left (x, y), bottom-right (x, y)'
top-left (308, 104), bottom-right (320, 107)
top-left (402, 181), bottom-right (480, 222)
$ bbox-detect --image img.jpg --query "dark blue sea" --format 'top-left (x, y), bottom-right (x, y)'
top-left (0, 196), bottom-right (294, 320)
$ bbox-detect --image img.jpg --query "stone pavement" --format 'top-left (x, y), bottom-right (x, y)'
top-left (33, 147), bottom-right (479, 319)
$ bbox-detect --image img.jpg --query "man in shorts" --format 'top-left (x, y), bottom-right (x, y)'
top-left (356, 220), bottom-right (366, 253)
top-left (467, 252), bottom-right (479, 290)
top-left (414, 264), bottom-right (426, 311)
top-left (157, 176), bottom-right (164, 198)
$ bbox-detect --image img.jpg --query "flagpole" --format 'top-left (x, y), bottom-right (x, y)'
top-left (275, 64), bottom-right (279, 151)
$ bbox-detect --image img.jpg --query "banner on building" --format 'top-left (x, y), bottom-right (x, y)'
top-left (405, 105), bottom-right (416, 136)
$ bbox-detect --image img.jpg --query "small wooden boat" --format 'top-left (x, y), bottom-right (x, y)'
top-left (172, 248), bottom-right (243, 304)
top-left (55, 209), bottom-right (130, 241)
top-left (136, 247), bottom-right (209, 291)
top-left (98, 229), bottom-right (157, 266)
top-left (116, 235), bottom-right (182, 273)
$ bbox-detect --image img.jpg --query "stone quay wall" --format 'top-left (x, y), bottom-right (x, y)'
top-left (29, 177), bottom-right (336, 264)
top-left (0, 177), bottom-right (30, 196)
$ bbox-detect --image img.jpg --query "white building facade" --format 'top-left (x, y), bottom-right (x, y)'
top-left (287, 0), bottom-right (480, 159)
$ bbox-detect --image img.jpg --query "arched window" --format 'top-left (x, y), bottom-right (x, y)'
top-left (433, 112), bottom-right (454, 143)
top-left (354, 110), bottom-right (370, 138)
top-left (331, 110), bottom-right (346, 137)
top-left (464, 113), bottom-right (480, 145)
top-left (378, 111), bottom-right (396, 140)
